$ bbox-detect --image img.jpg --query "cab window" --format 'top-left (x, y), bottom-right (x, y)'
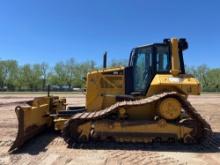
top-left (156, 46), bottom-right (170, 73)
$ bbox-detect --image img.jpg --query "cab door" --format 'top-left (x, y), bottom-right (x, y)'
top-left (132, 46), bottom-right (154, 95)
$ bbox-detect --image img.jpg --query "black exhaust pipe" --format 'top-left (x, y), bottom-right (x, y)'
top-left (47, 85), bottom-right (50, 97)
top-left (103, 51), bottom-right (107, 68)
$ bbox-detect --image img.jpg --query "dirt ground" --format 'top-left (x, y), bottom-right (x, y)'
top-left (0, 93), bottom-right (219, 165)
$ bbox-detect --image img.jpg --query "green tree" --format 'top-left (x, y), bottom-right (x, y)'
top-left (19, 64), bottom-right (32, 90)
top-left (73, 60), bottom-right (96, 88)
top-left (110, 59), bottom-right (128, 67)
top-left (16, 64), bottom-right (44, 91)
top-left (206, 69), bottom-right (220, 92)
top-left (49, 62), bottom-right (68, 88)
top-left (40, 63), bottom-right (49, 90)
top-left (66, 58), bottom-right (77, 89)
top-left (0, 60), bottom-right (19, 90)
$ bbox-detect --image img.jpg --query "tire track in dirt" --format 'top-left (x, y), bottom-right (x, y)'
top-left (0, 94), bottom-right (220, 165)
top-left (106, 150), bottom-right (185, 165)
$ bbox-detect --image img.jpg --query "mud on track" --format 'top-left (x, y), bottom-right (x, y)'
top-left (0, 93), bottom-right (220, 165)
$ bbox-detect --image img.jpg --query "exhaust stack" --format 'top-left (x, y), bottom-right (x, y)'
top-left (103, 51), bottom-right (107, 68)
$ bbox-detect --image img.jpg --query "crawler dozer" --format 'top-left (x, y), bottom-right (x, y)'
top-left (9, 38), bottom-right (212, 152)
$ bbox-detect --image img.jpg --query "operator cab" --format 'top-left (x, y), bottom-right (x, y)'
top-left (125, 38), bottom-right (188, 95)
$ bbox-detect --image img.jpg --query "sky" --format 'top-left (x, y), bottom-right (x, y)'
top-left (0, 0), bottom-right (219, 67)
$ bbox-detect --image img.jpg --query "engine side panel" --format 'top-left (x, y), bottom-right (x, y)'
top-left (147, 74), bottom-right (201, 97)
top-left (86, 67), bottom-right (125, 112)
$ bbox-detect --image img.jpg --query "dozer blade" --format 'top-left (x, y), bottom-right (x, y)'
top-left (9, 97), bottom-right (52, 152)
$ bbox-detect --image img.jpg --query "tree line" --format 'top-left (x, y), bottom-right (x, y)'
top-left (186, 65), bottom-right (220, 92)
top-left (0, 59), bottom-right (127, 91)
top-left (0, 59), bottom-right (219, 92)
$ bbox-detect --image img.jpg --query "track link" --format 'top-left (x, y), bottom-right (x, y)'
top-left (63, 92), bottom-right (212, 144)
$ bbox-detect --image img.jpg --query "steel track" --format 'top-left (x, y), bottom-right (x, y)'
top-left (63, 92), bottom-right (212, 144)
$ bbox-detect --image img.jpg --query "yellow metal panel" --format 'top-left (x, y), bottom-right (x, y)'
top-left (147, 74), bottom-right (201, 97)
top-left (93, 120), bottom-right (193, 140)
top-left (86, 68), bottom-right (125, 111)
top-left (171, 38), bottom-right (181, 76)
top-left (89, 67), bottom-right (124, 74)
top-left (125, 103), bottom-right (156, 120)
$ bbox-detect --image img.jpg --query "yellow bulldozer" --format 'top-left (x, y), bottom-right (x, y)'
top-left (9, 38), bottom-right (212, 152)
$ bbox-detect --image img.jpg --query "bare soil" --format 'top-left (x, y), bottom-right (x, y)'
top-left (0, 93), bottom-right (219, 165)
